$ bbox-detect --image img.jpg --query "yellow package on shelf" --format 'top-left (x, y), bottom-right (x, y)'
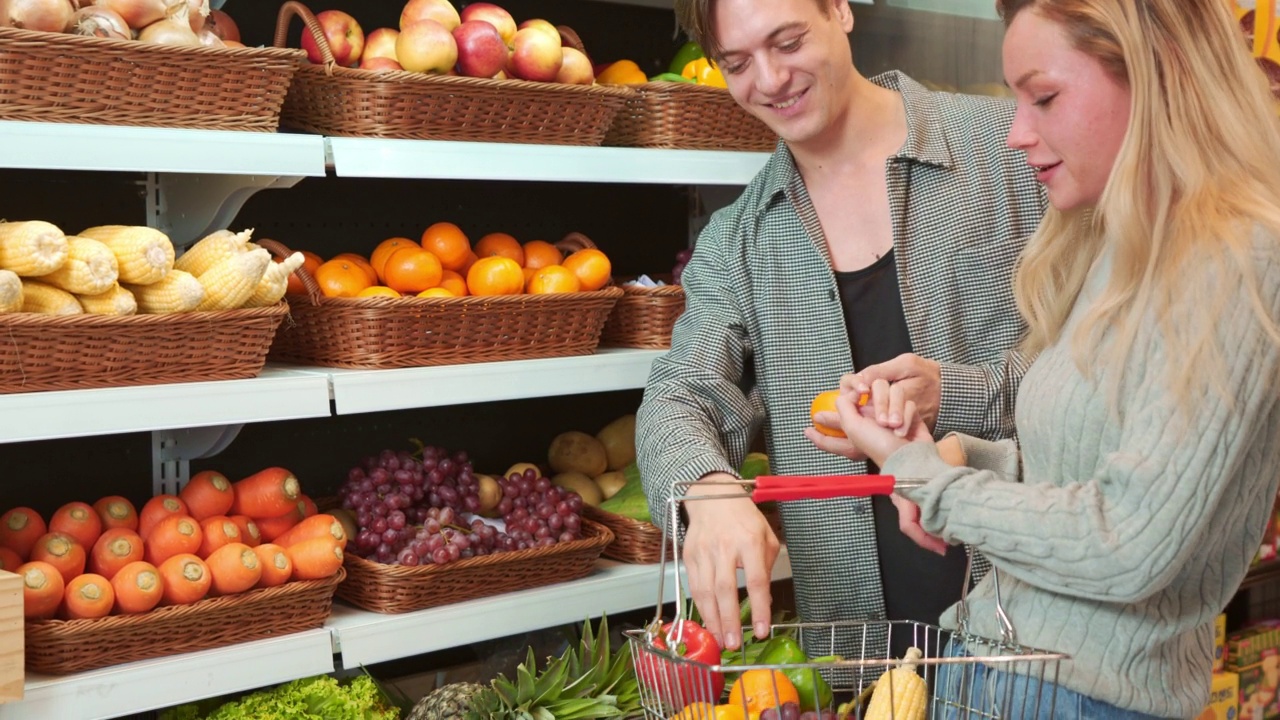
top-left (1203, 671), bottom-right (1239, 720)
top-left (0, 570), bottom-right (21, 704)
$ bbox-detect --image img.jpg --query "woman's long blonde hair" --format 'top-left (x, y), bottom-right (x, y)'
top-left (999, 0), bottom-right (1280, 410)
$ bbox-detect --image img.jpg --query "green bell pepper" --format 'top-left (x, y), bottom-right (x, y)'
top-left (756, 637), bottom-right (835, 712)
top-left (648, 72), bottom-right (695, 83)
top-left (669, 40), bottom-right (705, 75)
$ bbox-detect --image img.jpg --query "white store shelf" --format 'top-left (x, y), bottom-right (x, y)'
top-left (0, 367), bottom-right (333, 444)
top-left (328, 550), bottom-right (792, 667)
top-left (0, 629), bottom-right (334, 720)
top-left (0, 122), bottom-right (326, 176)
top-left (316, 348), bottom-right (665, 416)
top-left (327, 138), bottom-right (770, 185)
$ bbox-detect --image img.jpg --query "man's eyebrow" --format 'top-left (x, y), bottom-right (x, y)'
top-left (720, 21), bottom-right (808, 56)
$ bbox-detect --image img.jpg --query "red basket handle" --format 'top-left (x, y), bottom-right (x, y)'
top-left (750, 475), bottom-right (904, 502)
top-left (274, 0), bottom-right (336, 68)
top-left (256, 237), bottom-right (324, 307)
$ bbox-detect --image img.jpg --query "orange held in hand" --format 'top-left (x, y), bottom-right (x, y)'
top-left (810, 389), bottom-right (870, 438)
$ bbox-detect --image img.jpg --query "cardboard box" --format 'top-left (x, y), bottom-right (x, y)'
top-left (1239, 660), bottom-right (1280, 720)
top-left (1203, 671), bottom-right (1240, 720)
top-left (0, 570), bottom-right (21, 704)
top-left (1230, 625), bottom-right (1280, 671)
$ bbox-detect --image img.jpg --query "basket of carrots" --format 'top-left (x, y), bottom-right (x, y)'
top-left (12, 467), bottom-right (348, 674)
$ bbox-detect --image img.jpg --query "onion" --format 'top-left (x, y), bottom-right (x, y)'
top-left (195, 25), bottom-right (222, 47)
top-left (183, 0), bottom-right (203, 32)
top-left (203, 6), bottom-right (235, 42)
top-left (93, 0), bottom-right (177, 30)
top-left (9, 0), bottom-right (75, 31)
top-left (136, 0), bottom-right (194, 45)
top-left (68, 5), bottom-right (127, 38)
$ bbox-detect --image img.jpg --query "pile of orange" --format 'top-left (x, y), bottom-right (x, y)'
top-left (296, 222), bottom-right (614, 300)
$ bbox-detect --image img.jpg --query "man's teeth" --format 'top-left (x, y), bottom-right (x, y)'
top-left (772, 96), bottom-right (800, 109)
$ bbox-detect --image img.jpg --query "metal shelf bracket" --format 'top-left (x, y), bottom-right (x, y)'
top-left (145, 173), bottom-right (306, 248)
top-left (150, 424), bottom-right (244, 496)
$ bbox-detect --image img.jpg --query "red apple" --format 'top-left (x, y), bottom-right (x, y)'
top-left (509, 26), bottom-right (561, 82)
top-left (363, 27), bottom-right (400, 62)
top-left (555, 47), bottom-right (594, 85)
top-left (459, 2), bottom-right (516, 46)
top-left (360, 56), bottom-right (405, 71)
top-left (396, 19), bottom-right (458, 73)
top-left (517, 18), bottom-right (558, 42)
top-left (453, 20), bottom-right (507, 78)
top-left (302, 9), bottom-right (364, 66)
top-left (400, 0), bottom-right (460, 32)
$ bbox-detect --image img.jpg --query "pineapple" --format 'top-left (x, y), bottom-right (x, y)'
top-left (410, 682), bottom-right (486, 720)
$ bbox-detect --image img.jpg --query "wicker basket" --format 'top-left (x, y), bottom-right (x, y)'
top-left (599, 281), bottom-right (685, 349)
top-left (336, 519), bottom-right (613, 613)
top-left (582, 504), bottom-right (784, 565)
top-left (274, 1), bottom-right (630, 144)
top-left (0, 302), bottom-right (289, 394)
top-left (25, 569), bottom-right (344, 674)
top-left (0, 26), bottom-right (302, 131)
top-left (604, 82), bottom-right (777, 151)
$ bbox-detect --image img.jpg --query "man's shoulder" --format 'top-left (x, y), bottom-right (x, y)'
top-left (702, 146), bottom-right (792, 232)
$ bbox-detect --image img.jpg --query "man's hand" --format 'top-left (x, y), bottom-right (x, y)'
top-left (841, 353), bottom-right (942, 432)
top-left (682, 472), bottom-right (780, 650)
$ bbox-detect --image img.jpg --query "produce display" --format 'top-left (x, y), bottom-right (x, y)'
top-left (159, 672), bottom-right (398, 720)
top-left (597, 40), bottom-right (726, 88)
top-left (6, 0), bottom-right (243, 48)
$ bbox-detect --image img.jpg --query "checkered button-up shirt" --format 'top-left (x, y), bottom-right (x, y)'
top-left (636, 72), bottom-right (1047, 659)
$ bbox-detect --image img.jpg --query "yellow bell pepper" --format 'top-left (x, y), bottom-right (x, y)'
top-left (681, 58), bottom-right (727, 88)
top-left (597, 59), bottom-right (648, 85)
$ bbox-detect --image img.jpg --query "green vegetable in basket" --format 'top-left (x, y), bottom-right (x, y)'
top-left (649, 72), bottom-right (695, 83)
top-left (757, 636), bottom-right (835, 711)
top-left (669, 40), bottom-right (706, 75)
top-left (597, 461), bottom-right (651, 522)
top-left (160, 674), bottom-right (399, 720)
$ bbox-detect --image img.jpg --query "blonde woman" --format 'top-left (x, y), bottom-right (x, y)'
top-left (808, 0), bottom-right (1280, 716)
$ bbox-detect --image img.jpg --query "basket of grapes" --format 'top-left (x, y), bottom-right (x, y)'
top-left (332, 443), bottom-right (614, 614)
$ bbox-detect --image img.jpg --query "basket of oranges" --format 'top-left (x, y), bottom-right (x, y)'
top-left (260, 230), bottom-right (623, 369)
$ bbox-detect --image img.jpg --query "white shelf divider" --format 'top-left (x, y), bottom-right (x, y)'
top-left (329, 550), bottom-right (792, 668)
top-left (1, 629), bottom-right (334, 720)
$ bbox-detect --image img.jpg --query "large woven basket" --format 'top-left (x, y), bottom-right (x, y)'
top-left (274, 1), bottom-right (630, 144)
top-left (604, 82), bottom-right (777, 151)
top-left (0, 26), bottom-right (302, 131)
top-left (336, 519), bottom-right (613, 613)
top-left (582, 505), bottom-right (664, 564)
top-left (25, 569), bottom-right (344, 674)
top-left (0, 302), bottom-right (289, 394)
top-left (599, 281), bottom-right (685, 349)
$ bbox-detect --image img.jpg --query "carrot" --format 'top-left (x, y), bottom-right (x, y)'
top-left (92, 495), bottom-right (139, 532)
top-left (89, 528), bottom-right (144, 580)
top-left (286, 536), bottom-right (344, 581)
top-left (30, 532), bottom-right (86, 585)
top-left (254, 505), bottom-right (303, 543)
top-left (62, 573), bottom-right (114, 620)
top-left (137, 494), bottom-right (189, 540)
top-left (230, 467), bottom-right (301, 519)
top-left (49, 501), bottom-right (103, 550)
top-left (0, 546), bottom-right (20, 572)
top-left (157, 554), bottom-right (211, 606)
top-left (197, 516), bottom-right (241, 558)
top-left (18, 560), bottom-right (64, 619)
top-left (252, 543), bottom-right (292, 588)
top-left (144, 514), bottom-right (203, 567)
top-left (0, 507), bottom-right (47, 560)
top-left (298, 495), bottom-right (318, 518)
top-left (229, 515), bottom-right (262, 547)
top-left (205, 542), bottom-right (262, 596)
top-left (111, 561), bottom-right (163, 614)
top-left (273, 513), bottom-right (347, 551)
top-left (179, 470), bottom-right (235, 521)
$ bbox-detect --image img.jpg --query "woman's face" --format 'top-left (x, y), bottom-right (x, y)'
top-left (1002, 9), bottom-right (1132, 212)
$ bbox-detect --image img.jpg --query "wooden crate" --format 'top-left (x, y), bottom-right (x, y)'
top-left (0, 570), bottom-right (21, 703)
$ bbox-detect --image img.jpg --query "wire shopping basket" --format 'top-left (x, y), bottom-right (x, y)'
top-left (626, 474), bottom-right (1073, 719)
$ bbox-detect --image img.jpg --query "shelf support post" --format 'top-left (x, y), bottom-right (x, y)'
top-left (145, 172), bottom-right (305, 249)
top-left (150, 424), bottom-right (245, 496)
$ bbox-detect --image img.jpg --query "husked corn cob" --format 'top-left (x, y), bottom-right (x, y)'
top-left (125, 270), bottom-right (205, 314)
top-left (20, 279), bottom-right (83, 315)
top-left (78, 283), bottom-right (137, 316)
top-left (35, 236), bottom-right (119, 295)
top-left (0, 220), bottom-right (69, 277)
top-left (864, 647), bottom-right (927, 720)
top-left (196, 247), bottom-right (270, 311)
top-left (78, 225), bottom-right (175, 285)
top-left (244, 251), bottom-right (304, 308)
top-left (0, 269), bottom-right (20, 313)
top-left (174, 228), bottom-right (253, 277)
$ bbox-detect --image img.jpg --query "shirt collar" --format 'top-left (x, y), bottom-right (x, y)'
top-left (755, 70), bottom-right (958, 213)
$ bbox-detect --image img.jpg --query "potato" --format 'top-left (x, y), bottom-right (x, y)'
top-left (552, 471), bottom-right (603, 507)
top-left (594, 470), bottom-right (628, 500)
top-left (595, 414), bottom-right (637, 471)
top-left (548, 431), bottom-right (608, 477)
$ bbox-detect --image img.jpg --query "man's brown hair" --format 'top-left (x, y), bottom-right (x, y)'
top-left (674, 0), bottom-right (832, 61)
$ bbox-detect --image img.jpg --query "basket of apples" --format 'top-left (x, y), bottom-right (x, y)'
top-left (273, 0), bottom-right (630, 145)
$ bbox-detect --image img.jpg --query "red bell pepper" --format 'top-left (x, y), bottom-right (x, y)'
top-left (636, 620), bottom-right (726, 709)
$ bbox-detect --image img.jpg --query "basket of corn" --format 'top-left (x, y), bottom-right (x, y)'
top-left (0, 221), bottom-right (295, 393)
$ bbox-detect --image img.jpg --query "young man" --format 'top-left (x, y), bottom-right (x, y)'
top-left (636, 0), bottom-right (1046, 662)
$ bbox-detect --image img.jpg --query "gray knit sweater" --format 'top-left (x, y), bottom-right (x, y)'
top-left (883, 233), bottom-right (1280, 717)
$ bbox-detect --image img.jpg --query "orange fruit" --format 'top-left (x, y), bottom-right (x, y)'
top-left (526, 265), bottom-right (582, 294)
top-left (382, 247), bottom-right (443, 293)
top-left (670, 704), bottom-right (745, 720)
top-left (356, 285), bottom-right (402, 298)
top-left (282, 250), bottom-right (323, 295)
top-left (331, 253), bottom-right (379, 285)
top-left (370, 237), bottom-right (419, 281)
top-left (418, 287), bottom-right (455, 298)
top-left (562, 248), bottom-right (612, 291)
top-left (314, 259), bottom-right (373, 298)
top-left (459, 250), bottom-right (480, 276)
top-left (420, 222), bottom-right (471, 272)
top-left (467, 256), bottom-right (524, 296)
top-left (726, 670), bottom-right (798, 720)
top-left (438, 269), bottom-right (468, 296)
top-left (809, 389), bottom-right (870, 437)
top-left (522, 240), bottom-right (563, 270)
top-left (474, 232), bottom-right (525, 266)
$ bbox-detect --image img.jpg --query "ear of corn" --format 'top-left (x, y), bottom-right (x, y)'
top-left (35, 236), bottom-right (119, 295)
top-left (20, 279), bottom-right (83, 315)
top-left (196, 247), bottom-right (271, 311)
top-left (125, 270), bottom-right (205, 314)
top-left (244, 251), bottom-right (304, 308)
top-left (174, 228), bottom-right (253, 277)
top-left (78, 225), bottom-right (175, 285)
top-left (0, 220), bottom-right (69, 277)
top-left (864, 647), bottom-right (927, 720)
top-left (77, 283), bottom-right (137, 316)
top-left (0, 269), bottom-right (21, 313)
